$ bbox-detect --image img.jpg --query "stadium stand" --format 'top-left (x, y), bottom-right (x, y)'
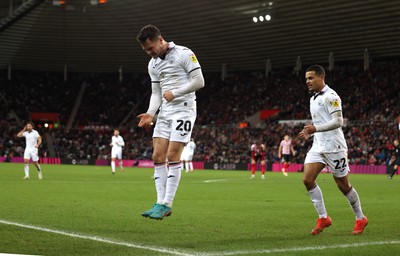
top-left (1, 60), bottom-right (399, 165)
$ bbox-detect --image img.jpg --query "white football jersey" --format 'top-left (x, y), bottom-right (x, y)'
top-left (309, 85), bottom-right (347, 153)
top-left (280, 140), bottom-right (292, 155)
top-left (148, 41), bottom-right (201, 112)
top-left (111, 135), bottom-right (125, 150)
top-left (23, 130), bottom-right (40, 149)
top-left (186, 141), bottom-right (196, 154)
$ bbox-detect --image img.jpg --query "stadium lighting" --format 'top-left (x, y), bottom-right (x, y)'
top-left (252, 14), bottom-right (272, 23)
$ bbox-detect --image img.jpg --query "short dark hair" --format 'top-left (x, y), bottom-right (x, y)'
top-left (136, 25), bottom-right (161, 44)
top-left (26, 121), bottom-right (34, 128)
top-left (306, 65), bottom-right (325, 76)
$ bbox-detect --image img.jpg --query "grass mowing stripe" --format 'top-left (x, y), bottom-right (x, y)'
top-left (200, 240), bottom-right (400, 256)
top-left (0, 219), bottom-right (194, 256)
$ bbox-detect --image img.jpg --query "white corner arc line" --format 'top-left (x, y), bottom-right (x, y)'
top-left (0, 219), bottom-right (194, 256)
top-left (199, 240), bottom-right (400, 256)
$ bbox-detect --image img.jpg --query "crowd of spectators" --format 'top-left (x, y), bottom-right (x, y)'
top-left (1, 60), bottom-right (399, 165)
top-left (0, 71), bottom-right (81, 125)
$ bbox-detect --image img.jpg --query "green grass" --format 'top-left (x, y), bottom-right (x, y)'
top-left (0, 163), bottom-right (399, 256)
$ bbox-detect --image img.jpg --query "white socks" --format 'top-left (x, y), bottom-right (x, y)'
top-left (163, 162), bottom-right (182, 208)
top-left (345, 187), bottom-right (364, 220)
top-left (111, 161), bottom-right (115, 172)
top-left (119, 160), bottom-right (123, 170)
top-left (308, 185), bottom-right (328, 218)
top-left (24, 164), bottom-right (29, 177)
top-left (189, 162), bottom-right (193, 171)
top-left (309, 185), bottom-right (365, 220)
top-left (154, 164), bottom-right (168, 204)
top-left (185, 162), bottom-right (189, 171)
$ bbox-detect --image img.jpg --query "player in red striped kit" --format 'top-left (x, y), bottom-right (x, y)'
top-left (250, 142), bottom-right (266, 179)
top-left (278, 135), bottom-right (295, 176)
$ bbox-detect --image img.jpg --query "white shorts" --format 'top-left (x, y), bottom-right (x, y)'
top-left (24, 148), bottom-right (39, 162)
top-left (182, 153), bottom-right (194, 161)
top-left (111, 149), bottom-right (122, 159)
top-left (304, 151), bottom-right (350, 178)
top-left (153, 109), bottom-right (196, 143)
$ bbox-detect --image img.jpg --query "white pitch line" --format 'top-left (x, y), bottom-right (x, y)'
top-left (2, 219), bottom-right (400, 256)
top-left (199, 240), bottom-right (400, 256)
top-left (203, 179), bottom-right (229, 183)
top-left (0, 219), bottom-right (193, 256)
top-left (203, 178), bottom-right (247, 183)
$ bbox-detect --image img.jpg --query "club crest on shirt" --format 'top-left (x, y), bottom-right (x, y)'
top-left (189, 54), bottom-right (198, 63)
top-left (331, 99), bottom-right (339, 107)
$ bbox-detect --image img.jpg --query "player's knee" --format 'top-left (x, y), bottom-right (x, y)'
top-left (303, 176), bottom-right (315, 190)
top-left (152, 151), bottom-right (166, 163)
top-left (166, 154), bottom-right (180, 163)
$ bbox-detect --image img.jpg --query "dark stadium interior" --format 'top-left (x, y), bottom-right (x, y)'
top-left (0, 0), bottom-right (399, 167)
top-left (1, 0), bottom-right (400, 72)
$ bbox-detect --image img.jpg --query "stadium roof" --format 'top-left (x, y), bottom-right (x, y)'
top-left (0, 0), bottom-right (399, 73)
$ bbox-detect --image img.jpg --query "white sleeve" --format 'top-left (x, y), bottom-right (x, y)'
top-left (119, 137), bottom-right (125, 147)
top-left (315, 111), bottom-right (343, 132)
top-left (171, 68), bottom-right (204, 98)
top-left (146, 82), bottom-right (162, 116)
top-left (315, 93), bottom-right (343, 132)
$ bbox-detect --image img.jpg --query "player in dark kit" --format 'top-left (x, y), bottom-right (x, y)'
top-left (250, 142), bottom-right (266, 179)
top-left (387, 139), bottom-right (400, 179)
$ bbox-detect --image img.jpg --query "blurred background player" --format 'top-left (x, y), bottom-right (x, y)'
top-left (181, 138), bottom-right (196, 172)
top-left (278, 135), bottom-right (295, 176)
top-left (110, 129), bottom-right (125, 174)
top-left (250, 141), bottom-right (266, 179)
top-left (387, 139), bottom-right (400, 179)
top-left (17, 122), bottom-right (43, 180)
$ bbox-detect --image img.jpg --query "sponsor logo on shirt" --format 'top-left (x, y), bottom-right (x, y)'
top-left (189, 54), bottom-right (198, 63)
top-left (331, 99), bottom-right (339, 107)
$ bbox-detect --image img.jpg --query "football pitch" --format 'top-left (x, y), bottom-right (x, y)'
top-left (0, 163), bottom-right (399, 256)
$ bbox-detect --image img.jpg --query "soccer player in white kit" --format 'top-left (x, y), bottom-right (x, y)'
top-left (17, 122), bottom-right (43, 180)
top-left (278, 135), bottom-right (295, 176)
top-left (136, 25), bottom-right (205, 220)
top-left (299, 65), bottom-right (368, 235)
top-left (181, 138), bottom-right (196, 172)
top-left (110, 129), bottom-right (125, 174)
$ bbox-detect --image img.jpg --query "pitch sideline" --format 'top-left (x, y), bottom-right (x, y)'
top-left (0, 219), bottom-right (193, 256)
top-left (1, 219), bottom-right (399, 256)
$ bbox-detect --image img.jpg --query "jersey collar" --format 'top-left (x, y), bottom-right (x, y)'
top-left (313, 84), bottom-right (329, 100)
top-left (158, 41), bottom-right (176, 60)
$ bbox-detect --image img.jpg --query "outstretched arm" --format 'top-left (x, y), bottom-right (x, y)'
top-left (137, 82), bottom-right (161, 128)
